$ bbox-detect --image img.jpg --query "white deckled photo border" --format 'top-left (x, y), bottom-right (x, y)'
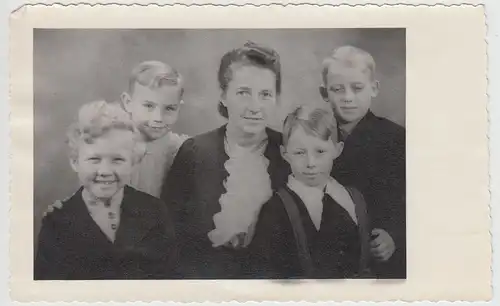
top-left (8, 2), bottom-right (490, 303)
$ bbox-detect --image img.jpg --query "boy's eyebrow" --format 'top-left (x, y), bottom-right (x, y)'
top-left (237, 86), bottom-right (252, 90)
top-left (86, 154), bottom-right (101, 158)
top-left (110, 153), bottom-right (126, 158)
top-left (143, 100), bottom-right (158, 105)
top-left (157, 101), bottom-right (180, 107)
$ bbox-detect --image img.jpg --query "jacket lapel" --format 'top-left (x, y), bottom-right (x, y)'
top-left (215, 125), bottom-right (230, 179)
top-left (114, 186), bottom-right (158, 248)
top-left (333, 112), bottom-right (376, 180)
top-left (343, 111), bottom-right (376, 150)
top-left (285, 186), bottom-right (318, 237)
top-left (65, 187), bottom-right (114, 248)
top-left (264, 127), bottom-right (289, 190)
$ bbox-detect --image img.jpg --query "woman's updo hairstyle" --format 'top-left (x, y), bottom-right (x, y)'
top-left (217, 41), bottom-right (282, 118)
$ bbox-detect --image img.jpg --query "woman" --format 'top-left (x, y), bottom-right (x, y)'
top-left (161, 41), bottom-right (289, 279)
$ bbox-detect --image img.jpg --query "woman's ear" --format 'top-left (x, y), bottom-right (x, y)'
top-left (319, 85), bottom-right (329, 102)
top-left (280, 145), bottom-right (289, 163)
top-left (121, 92), bottom-right (132, 112)
top-left (216, 86), bottom-right (227, 104)
top-left (371, 80), bottom-right (380, 98)
top-left (219, 93), bottom-right (227, 107)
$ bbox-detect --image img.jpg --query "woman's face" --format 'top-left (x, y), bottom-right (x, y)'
top-left (222, 65), bottom-right (278, 135)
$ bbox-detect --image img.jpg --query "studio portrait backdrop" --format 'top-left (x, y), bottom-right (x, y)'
top-left (33, 28), bottom-right (405, 247)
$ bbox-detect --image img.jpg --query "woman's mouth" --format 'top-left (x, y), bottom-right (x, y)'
top-left (243, 117), bottom-right (263, 121)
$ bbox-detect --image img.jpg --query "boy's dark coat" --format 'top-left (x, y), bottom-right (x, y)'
top-left (331, 111), bottom-right (406, 278)
top-left (35, 185), bottom-right (177, 280)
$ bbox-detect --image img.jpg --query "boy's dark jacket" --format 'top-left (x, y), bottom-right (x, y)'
top-left (35, 185), bottom-right (177, 280)
top-left (331, 111), bottom-right (406, 278)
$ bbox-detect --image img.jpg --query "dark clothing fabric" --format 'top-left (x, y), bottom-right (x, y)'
top-left (34, 186), bottom-right (177, 280)
top-left (160, 125), bottom-right (290, 279)
top-left (331, 111), bottom-right (406, 278)
top-left (250, 186), bottom-right (361, 279)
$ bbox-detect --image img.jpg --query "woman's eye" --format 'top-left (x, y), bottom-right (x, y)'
top-left (293, 151), bottom-right (305, 155)
top-left (317, 149), bottom-right (326, 154)
top-left (165, 106), bottom-right (177, 112)
top-left (88, 157), bottom-right (101, 163)
top-left (353, 84), bottom-right (365, 92)
top-left (331, 87), bottom-right (343, 93)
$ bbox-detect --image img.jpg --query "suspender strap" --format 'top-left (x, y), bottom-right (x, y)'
top-left (345, 186), bottom-right (372, 277)
top-left (276, 188), bottom-right (314, 277)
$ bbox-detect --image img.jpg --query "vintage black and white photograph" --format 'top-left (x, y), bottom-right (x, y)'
top-left (9, 3), bottom-right (492, 303)
top-left (32, 28), bottom-right (406, 281)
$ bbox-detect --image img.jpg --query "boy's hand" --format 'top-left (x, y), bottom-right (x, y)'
top-left (42, 200), bottom-right (64, 217)
top-left (370, 228), bottom-right (395, 262)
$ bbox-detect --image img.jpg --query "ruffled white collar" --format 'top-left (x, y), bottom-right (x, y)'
top-left (287, 175), bottom-right (358, 230)
top-left (207, 132), bottom-right (272, 248)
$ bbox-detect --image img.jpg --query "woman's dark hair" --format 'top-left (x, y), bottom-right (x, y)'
top-left (217, 41), bottom-right (282, 118)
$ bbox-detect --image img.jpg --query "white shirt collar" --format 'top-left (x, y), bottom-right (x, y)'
top-left (287, 175), bottom-right (359, 230)
top-left (325, 178), bottom-right (358, 225)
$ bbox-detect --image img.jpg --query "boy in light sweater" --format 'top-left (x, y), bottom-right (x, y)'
top-left (120, 61), bottom-right (189, 197)
top-left (44, 61), bottom-right (188, 217)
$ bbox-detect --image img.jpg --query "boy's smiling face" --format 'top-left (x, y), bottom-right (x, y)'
top-left (322, 62), bottom-right (379, 124)
top-left (282, 125), bottom-right (343, 188)
top-left (123, 83), bottom-right (182, 141)
top-left (71, 129), bottom-right (136, 200)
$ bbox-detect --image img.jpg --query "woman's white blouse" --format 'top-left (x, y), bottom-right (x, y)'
top-left (207, 136), bottom-right (273, 248)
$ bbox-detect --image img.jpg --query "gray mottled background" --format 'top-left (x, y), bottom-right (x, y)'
top-left (34, 28), bottom-right (405, 244)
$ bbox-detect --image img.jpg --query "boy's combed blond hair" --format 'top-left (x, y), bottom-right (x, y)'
top-left (321, 45), bottom-right (376, 84)
top-left (67, 100), bottom-right (146, 162)
top-left (128, 60), bottom-right (184, 96)
top-left (282, 105), bottom-right (339, 147)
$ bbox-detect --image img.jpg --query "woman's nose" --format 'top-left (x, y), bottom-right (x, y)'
top-left (248, 96), bottom-right (263, 111)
